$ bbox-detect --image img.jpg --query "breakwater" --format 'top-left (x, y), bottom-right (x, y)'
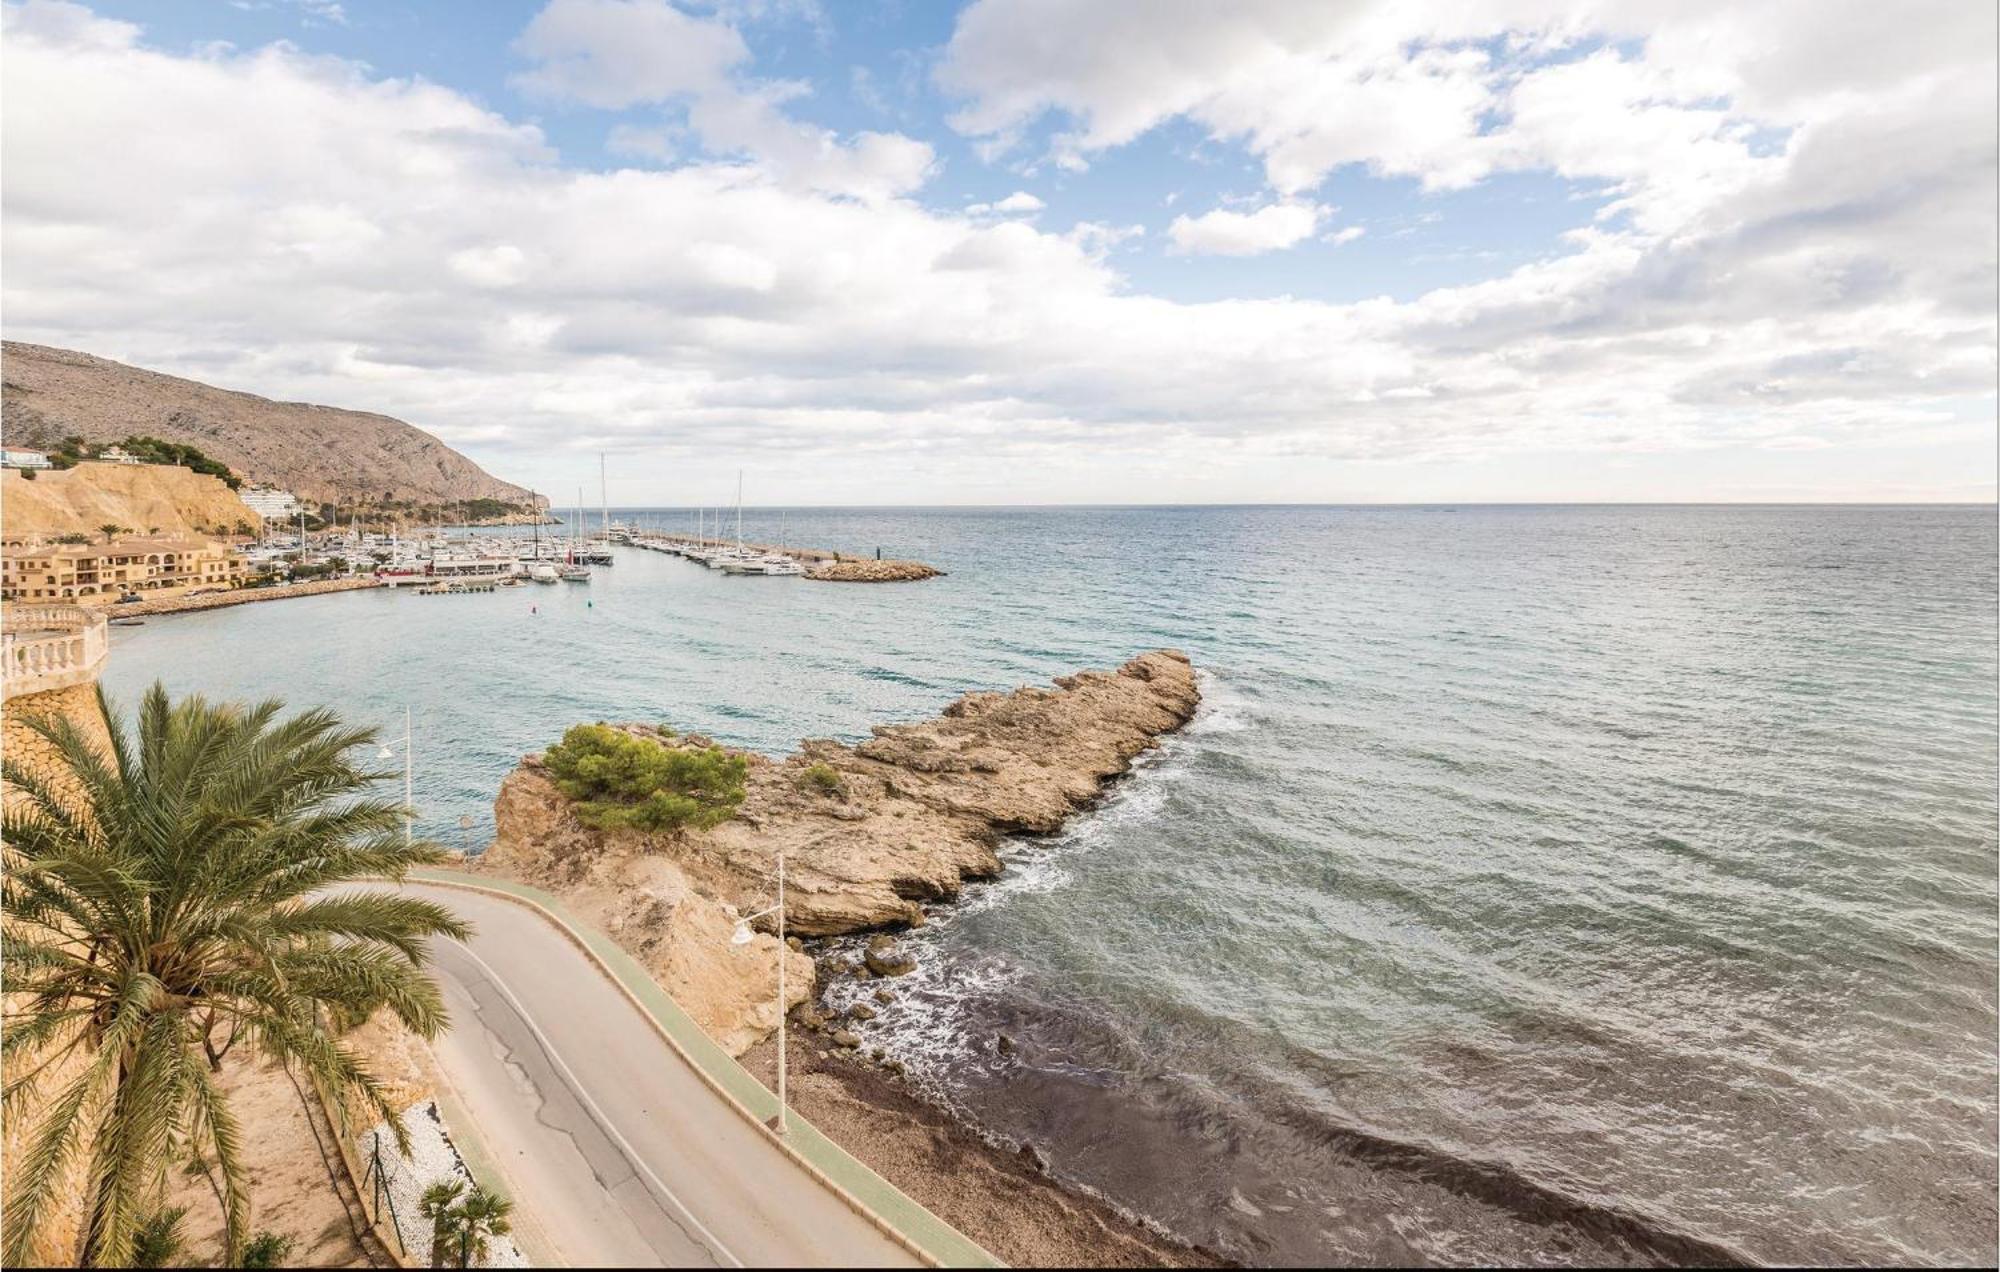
top-left (109, 575), bottom-right (378, 617)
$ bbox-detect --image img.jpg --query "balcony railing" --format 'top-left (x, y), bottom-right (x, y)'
top-left (2, 604), bottom-right (109, 699)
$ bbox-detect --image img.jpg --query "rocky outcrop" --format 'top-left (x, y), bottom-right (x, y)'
top-left (2, 342), bottom-right (543, 511)
top-left (805, 559), bottom-right (941, 583)
top-left (478, 651), bottom-right (1198, 1051)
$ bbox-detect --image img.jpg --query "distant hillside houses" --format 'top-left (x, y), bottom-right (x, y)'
top-left (2, 447), bottom-right (52, 469)
top-left (239, 484), bottom-right (304, 520)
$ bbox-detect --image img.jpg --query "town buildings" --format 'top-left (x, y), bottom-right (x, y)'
top-left (0, 535), bottom-right (246, 602)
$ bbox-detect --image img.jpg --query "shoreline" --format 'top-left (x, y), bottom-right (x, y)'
top-left (103, 575), bottom-right (378, 617)
top-left (736, 1031), bottom-right (1230, 1268)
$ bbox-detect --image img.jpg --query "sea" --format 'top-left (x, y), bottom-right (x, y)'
top-left (103, 504), bottom-right (1999, 1267)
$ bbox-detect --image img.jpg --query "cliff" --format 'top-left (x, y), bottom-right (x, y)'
top-left (477, 650), bottom-right (1199, 1052)
top-left (2, 462), bottom-right (256, 541)
top-left (1, 342), bottom-right (542, 511)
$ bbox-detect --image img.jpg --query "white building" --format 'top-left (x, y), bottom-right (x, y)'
top-left (1, 448), bottom-right (52, 469)
top-left (96, 445), bottom-right (143, 465)
top-left (239, 485), bottom-right (304, 520)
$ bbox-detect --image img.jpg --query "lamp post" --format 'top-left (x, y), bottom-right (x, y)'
top-left (730, 842), bottom-right (788, 1134)
top-left (377, 705), bottom-right (412, 847)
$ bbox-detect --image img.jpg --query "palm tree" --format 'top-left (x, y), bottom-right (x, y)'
top-left (419, 1179), bottom-right (512, 1268)
top-left (96, 523), bottom-right (128, 545)
top-left (1, 684), bottom-right (470, 1268)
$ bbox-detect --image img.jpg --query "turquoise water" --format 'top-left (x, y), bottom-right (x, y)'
top-left (105, 505), bottom-right (1998, 1265)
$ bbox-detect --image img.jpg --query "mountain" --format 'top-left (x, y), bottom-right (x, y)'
top-left (0, 342), bottom-right (544, 512)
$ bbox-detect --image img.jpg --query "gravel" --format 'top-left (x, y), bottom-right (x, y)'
top-left (357, 1099), bottom-right (529, 1268)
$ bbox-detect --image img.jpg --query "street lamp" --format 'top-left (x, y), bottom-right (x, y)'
top-left (730, 843), bottom-right (788, 1135)
top-left (376, 705), bottom-right (412, 847)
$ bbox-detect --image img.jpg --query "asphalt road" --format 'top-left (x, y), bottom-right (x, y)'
top-left (398, 881), bottom-right (922, 1268)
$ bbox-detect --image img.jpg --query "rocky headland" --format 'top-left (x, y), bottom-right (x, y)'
top-left (470, 649), bottom-right (1205, 1266)
top-left (475, 649), bottom-right (1198, 1051)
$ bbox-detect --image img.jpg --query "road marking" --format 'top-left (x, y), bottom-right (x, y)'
top-left (443, 935), bottom-right (744, 1268)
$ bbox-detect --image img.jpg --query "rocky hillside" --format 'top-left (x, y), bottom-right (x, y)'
top-left (476, 650), bottom-right (1200, 1053)
top-left (1, 343), bottom-right (543, 511)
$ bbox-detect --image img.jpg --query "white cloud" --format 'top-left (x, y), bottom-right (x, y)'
top-left (1326, 226), bottom-right (1365, 246)
top-left (966, 190), bottom-right (1045, 216)
top-left (513, 0), bottom-right (933, 202)
top-left (1168, 200), bottom-right (1325, 255)
top-left (0, 0), bottom-right (1991, 503)
top-left (512, 0), bottom-right (745, 108)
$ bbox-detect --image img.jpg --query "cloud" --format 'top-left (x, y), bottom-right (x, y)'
top-left (513, 0), bottom-right (933, 202)
top-left (0, 0), bottom-right (1992, 503)
top-left (966, 190), bottom-right (1045, 216)
top-left (1168, 201), bottom-right (1324, 255)
top-left (512, 0), bottom-right (745, 108)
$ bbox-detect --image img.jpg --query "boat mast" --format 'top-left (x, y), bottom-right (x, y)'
top-left (600, 452), bottom-right (609, 542)
top-left (735, 470), bottom-right (743, 552)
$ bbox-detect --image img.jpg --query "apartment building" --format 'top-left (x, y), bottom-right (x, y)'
top-left (0, 535), bottom-right (246, 602)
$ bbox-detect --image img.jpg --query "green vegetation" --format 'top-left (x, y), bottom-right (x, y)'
top-left (0, 684), bottom-right (468, 1267)
top-left (53, 532), bottom-right (91, 545)
top-left (420, 1179), bottom-right (513, 1269)
top-left (96, 522), bottom-right (130, 544)
top-left (543, 723), bottom-right (748, 835)
top-left (801, 762), bottom-right (844, 795)
top-left (239, 1230), bottom-right (298, 1269)
top-left (130, 1207), bottom-right (188, 1268)
top-left (113, 435), bottom-right (242, 489)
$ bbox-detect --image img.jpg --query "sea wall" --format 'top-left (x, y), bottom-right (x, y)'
top-left (113, 575), bottom-right (377, 616)
top-left (477, 650), bottom-right (1199, 1053)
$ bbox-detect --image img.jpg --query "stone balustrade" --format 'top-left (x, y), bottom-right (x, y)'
top-left (1, 604), bottom-right (109, 699)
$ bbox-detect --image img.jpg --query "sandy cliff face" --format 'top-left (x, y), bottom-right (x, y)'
top-left (480, 650), bottom-right (1199, 1052)
top-left (483, 768), bottom-right (813, 1055)
top-left (2, 342), bottom-right (541, 509)
top-left (2, 463), bottom-right (255, 540)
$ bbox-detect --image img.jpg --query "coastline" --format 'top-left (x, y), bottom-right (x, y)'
top-left (736, 1032), bottom-right (1229, 1269)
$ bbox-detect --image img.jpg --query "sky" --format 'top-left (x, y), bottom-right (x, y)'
top-left (1, 0), bottom-right (1994, 506)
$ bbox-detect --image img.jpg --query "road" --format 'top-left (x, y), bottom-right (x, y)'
top-left (395, 881), bottom-right (922, 1268)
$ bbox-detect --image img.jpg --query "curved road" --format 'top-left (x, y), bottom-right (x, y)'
top-left (395, 882), bottom-right (921, 1268)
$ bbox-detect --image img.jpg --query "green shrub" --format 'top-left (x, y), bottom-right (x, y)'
top-left (801, 763), bottom-right (843, 795)
top-left (544, 724), bottom-right (747, 835)
top-left (240, 1230), bottom-right (297, 1269)
top-left (131, 1207), bottom-right (188, 1268)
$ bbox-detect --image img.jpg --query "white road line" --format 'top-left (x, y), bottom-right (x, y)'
top-left (445, 937), bottom-right (744, 1269)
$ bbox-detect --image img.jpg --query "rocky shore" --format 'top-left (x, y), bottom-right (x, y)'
top-left (805, 558), bottom-right (943, 582)
top-left (479, 648), bottom-right (1199, 953)
top-left (471, 649), bottom-right (1203, 1264)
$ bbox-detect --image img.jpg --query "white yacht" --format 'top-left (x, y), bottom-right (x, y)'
top-left (527, 561), bottom-right (560, 583)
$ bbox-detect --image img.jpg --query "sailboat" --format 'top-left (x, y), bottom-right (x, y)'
top-left (526, 493), bottom-right (559, 582)
top-left (559, 487), bottom-right (592, 581)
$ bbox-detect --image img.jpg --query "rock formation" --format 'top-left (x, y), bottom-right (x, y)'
top-left (2, 342), bottom-right (542, 510)
top-left (478, 650), bottom-right (1199, 1053)
top-left (805, 559), bottom-right (942, 582)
